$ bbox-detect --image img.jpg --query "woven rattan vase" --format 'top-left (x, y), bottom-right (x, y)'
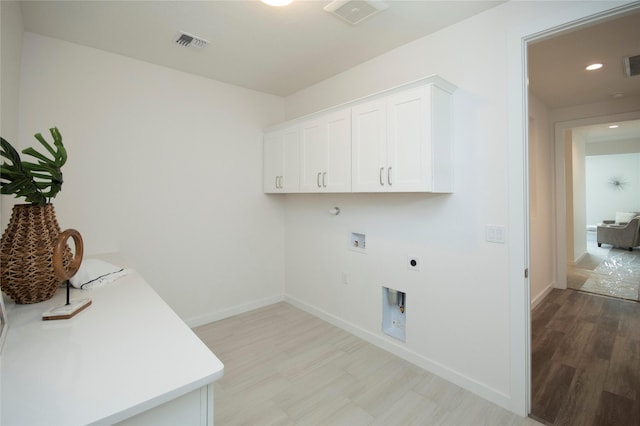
top-left (0, 204), bottom-right (71, 304)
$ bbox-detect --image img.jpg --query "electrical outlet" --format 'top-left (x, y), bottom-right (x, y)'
top-left (408, 256), bottom-right (420, 271)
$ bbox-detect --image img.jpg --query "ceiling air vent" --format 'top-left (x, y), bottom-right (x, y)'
top-left (324, 0), bottom-right (388, 25)
top-left (175, 32), bottom-right (209, 49)
top-left (623, 54), bottom-right (640, 77)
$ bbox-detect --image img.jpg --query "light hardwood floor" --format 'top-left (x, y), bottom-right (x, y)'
top-left (194, 302), bottom-right (540, 425)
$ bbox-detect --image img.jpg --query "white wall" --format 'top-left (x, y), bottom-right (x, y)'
top-left (586, 138), bottom-right (640, 156)
top-left (284, 3), bottom-right (514, 404)
top-left (282, 0), bottom-right (637, 414)
top-left (528, 94), bottom-right (555, 307)
top-left (18, 33), bottom-right (287, 325)
top-left (0, 1), bottom-right (24, 419)
top-left (0, 1), bottom-right (24, 231)
top-left (586, 153), bottom-right (640, 224)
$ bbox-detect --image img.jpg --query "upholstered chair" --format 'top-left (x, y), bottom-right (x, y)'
top-left (597, 216), bottom-right (640, 251)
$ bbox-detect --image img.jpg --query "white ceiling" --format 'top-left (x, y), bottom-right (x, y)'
top-left (527, 9), bottom-right (640, 145)
top-left (19, 0), bottom-right (504, 97)
top-left (528, 10), bottom-right (640, 110)
top-left (17, 1), bottom-right (640, 142)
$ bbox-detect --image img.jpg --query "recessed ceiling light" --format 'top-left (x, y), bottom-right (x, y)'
top-left (261, 0), bottom-right (293, 6)
top-left (585, 63), bottom-right (603, 71)
top-left (608, 125), bottom-right (619, 129)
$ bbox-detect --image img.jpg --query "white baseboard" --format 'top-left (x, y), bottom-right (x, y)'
top-left (571, 251), bottom-right (587, 266)
top-left (185, 294), bottom-right (285, 328)
top-left (530, 282), bottom-right (555, 310)
top-left (284, 294), bottom-right (513, 414)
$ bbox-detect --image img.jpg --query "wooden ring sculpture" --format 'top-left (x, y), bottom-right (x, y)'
top-left (53, 229), bottom-right (84, 281)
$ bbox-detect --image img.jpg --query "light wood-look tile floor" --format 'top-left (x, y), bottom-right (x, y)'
top-left (194, 302), bottom-right (541, 426)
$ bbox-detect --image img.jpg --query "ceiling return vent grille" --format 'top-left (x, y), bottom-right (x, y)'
top-left (324, 0), bottom-right (388, 25)
top-left (175, 32), bottom-right (209, 49)
top-left (623, 54), bottom-right (640, 77)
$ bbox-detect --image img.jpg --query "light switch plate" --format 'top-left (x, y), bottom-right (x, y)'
top-left (486, 225), bottom-right (506, 243)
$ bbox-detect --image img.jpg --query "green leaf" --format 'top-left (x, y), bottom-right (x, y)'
top-left (0, 129), bottom-right (67, 205)
top-left (1, 178), bottom-right (31, 194)
top-left (1, 138), bottom-right (22, 166)
top-left (33, 132), bottom-right (57, 158)
top-left (22, 147), bottom-right (56, 166)
top-left (50, 127), bottom-right (67, 165)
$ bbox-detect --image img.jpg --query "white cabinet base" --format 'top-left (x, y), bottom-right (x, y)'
top-left (1, 254), bottom-right (223, 426)
top-left (116, 384), bottom-right (213, 426)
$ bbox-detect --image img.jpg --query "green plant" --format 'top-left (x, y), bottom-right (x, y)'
top-left (0, 127), bottom-right (67, 206)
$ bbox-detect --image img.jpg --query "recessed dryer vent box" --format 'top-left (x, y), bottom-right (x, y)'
top-left (382, 286), bottom-right (406, 342)
top-left (349, 232), bottom-right (366, 253)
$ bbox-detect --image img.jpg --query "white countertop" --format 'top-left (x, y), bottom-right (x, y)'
top-left (1, 255), bottom-right (224, 426)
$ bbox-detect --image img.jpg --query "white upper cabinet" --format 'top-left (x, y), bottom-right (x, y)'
top-left (351, 99), bottom-right (387, 191)
top-left (300, 109), bottom-right (351, 192)
top-left (352, 83), bottom-right (453, 193)
top-left (263, 126), bottom-right (300, 193)
top-left (264, 75), bottom-right (455, 194)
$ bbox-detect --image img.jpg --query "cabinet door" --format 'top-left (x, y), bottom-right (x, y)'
top-left (387, 86), bottom-right (430, 191)
top-left (300, 110), bottom-right (351, 193)
top-left (300, 119), bottom-right (326, 192)
top-left (263, 131), bottom-right (283, 193)
top-left (325, 109), bottom-right (351, 192)
top-left (263, 127), bottom-right (300, 193)
top-left (351, 99), bottom-right (387, 192)
top-left (115, 385), bottom-right (213, 426)
top-left (281, 127), bottom-right (300, 192)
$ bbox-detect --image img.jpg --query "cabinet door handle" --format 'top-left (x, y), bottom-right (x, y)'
top-left (279, 176), bottom-right (283, 189)
top-left (322, 172), bottom-right (327, 188)
top-left (379, 167), bottom-right (385, 186)
top-left (387, 167), bottom-right (392, 186)
top-left (275, 176), bottom-right (279, 189)
top-left (317, 172), bottom-right (321, 188)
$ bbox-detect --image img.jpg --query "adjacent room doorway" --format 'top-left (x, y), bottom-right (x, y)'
top-left (525, 5), bottom-right (640, 423)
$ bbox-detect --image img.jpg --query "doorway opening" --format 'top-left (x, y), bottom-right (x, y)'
top-left (526, 7), bottom-right (640, 424)
top-left (565, 120), bottom-right (640, 301)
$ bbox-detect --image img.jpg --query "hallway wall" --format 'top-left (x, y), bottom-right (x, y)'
top-left (586, 153), bottom-right (640, 225)
top-left (529, 94), bottom-right (556, 306)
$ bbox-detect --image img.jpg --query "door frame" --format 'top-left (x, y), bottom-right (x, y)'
top-left (553, 110), bottom-right (640, 291)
